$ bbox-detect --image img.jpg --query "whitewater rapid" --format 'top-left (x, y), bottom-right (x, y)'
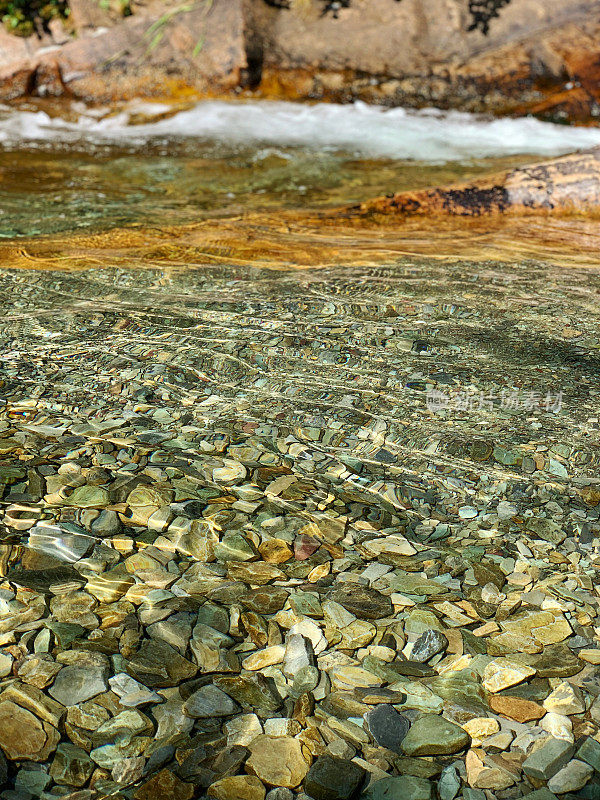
top-left (2, 99), bottom-right (600, 162)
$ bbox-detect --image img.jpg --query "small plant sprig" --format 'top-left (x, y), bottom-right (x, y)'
top-left (1, 0), bottom-right (69, 37)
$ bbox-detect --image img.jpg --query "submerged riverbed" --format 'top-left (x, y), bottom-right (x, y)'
top-left (0, 100), bottom-right (600, 800)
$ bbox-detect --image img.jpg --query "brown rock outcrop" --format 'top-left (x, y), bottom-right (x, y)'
top-left (352, 146), bottom-right (600, 216)
top-left (0, 0), bottom-right (247, 101)
top-left (248, 0), bottom-right (600, 121)
top-left (0, 0), bottom-right (599, 119)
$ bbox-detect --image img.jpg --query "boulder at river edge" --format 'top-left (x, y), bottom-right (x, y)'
top-left (0, 0), bottom-right (600, 121)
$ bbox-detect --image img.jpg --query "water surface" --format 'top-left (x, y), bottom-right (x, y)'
top-left (3, 98), bottom-right (600, 238)
top-left (0, 99), bottom-right (599, 798)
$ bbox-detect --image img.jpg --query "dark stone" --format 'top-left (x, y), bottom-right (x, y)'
top-left (577, 779), bottom-right (600, 800)
top-left (362, 655), bottom-right (435, 681)
top-left (7, 565), bottom-right (85, 593)
top-left (498, 677), bottom-right (550, 702)
top-left (582, 671), bottom-right (600, 697)
top-left (171, 500), bottom-right (206, 518)
top-left (44, 621), bottom-right (87, 649)
top-left (214, 673), bottom-right (282, 714)
top-left (304, 755), bottom-right (366, 800)
top-left (126, 639), bottom-right (197, 687)
top-left (327, 583), bottom-right (392, 620)
top-left (461, 629), bottom-right (487, 656)
top-left (364, 704), bottom-right (411, 753)
top-left (411, 629), bottom-right (449, 662)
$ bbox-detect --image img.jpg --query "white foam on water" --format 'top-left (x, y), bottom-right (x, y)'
top-left (1, 99), bottom-right (600, 162)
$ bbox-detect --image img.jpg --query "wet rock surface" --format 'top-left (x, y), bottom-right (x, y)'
top-left (357, 148), bottom-right (600, 217)
top-left (2, 0), bottom-right (600, 122)
top-left (0, 260), bottom-right (597, 798)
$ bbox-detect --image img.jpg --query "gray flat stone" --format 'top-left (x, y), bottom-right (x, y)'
top-left (522, 737), bottom-right (575, 780)
top-left (49, 665), bottom-right (108, 706)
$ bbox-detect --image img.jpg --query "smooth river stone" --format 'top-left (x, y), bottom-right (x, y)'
top-left (402, 714), bottom-right (471, 756)
top-left (303, 755), bottom-right (366, 800)
top-left (364, 704), bottom-right (411, 753)
top-left (362, 776), bottom-right (433, 800)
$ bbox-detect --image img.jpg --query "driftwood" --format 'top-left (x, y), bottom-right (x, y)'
top-left (353, 148), bottom-right (600, 216)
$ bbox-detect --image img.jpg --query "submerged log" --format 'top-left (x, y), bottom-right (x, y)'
top-left (354, 147), bottom-right (600, 216)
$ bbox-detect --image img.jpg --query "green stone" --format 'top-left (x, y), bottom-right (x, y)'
top-left (578, 737), bottom-right (600, 772)
top-left (463, 791), bottom-right (486, 800)
top-left (214, 532), bottom-right (257, 562)
top-left (393, 757), bottom-right (442, 779)
top-left (291, 665), bottom-right (320, 698)
top-left (44, 621), bottom-right (86, 648)
top-left (290, 591), bottom-right (323, 618)
top-left (15, 768), bottom-right (52, 795)
top-left (404, 609), bottom-right (446, 636)
top-left (576, 782), bottom-right (600, 800)
top-left (388, 573), bottom-right (448, 597)
top-left (65, 485), bottom-right (110, 508)
top-left (214, 673), bottom-right (282, 714)
top-left (362, 655), bottom-right (434, 682)
top-left (498, 677), bottom-right (550, 702)
top-left (362, 776), bottom-right (432, 800)
top-left (522, 738), bottom-right (575, 780)
top-left (401, 714), bottom-right (470, 757)
top-left (461, 630), bottom-right (487, 656)
top-left (395, 682), bottom-right (444, 714)
top-left (50, 743), bottom-right (94, 787)
top-left (528, 644), bottom-right (582, 678)
top-left (0, 466), bottom-right (26, 483)
top-left (493, 447), bottom-right (520, 466)
top-left (523, 791), bottom-right (559, 800)
top-left (425, 669), bottom-right (488, 712)
top-left (196, 603), bottom-right (230, 634)
top-left (525, 518), bottom-right (565, 545)
top-left (126, 639), bottom-right (197, 687)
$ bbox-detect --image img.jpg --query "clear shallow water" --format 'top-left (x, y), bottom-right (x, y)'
top-left (2, 99), bottom-right (600, 237)
top-left (0, 100), bottom-right (600, 797)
